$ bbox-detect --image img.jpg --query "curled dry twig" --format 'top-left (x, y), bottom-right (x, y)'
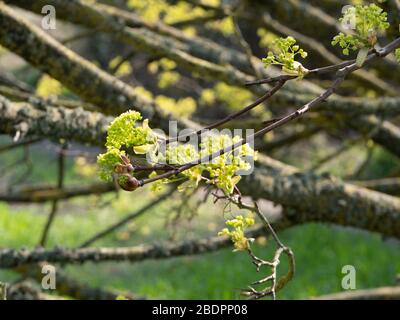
top-left (220, 194), bottom-right (295, 300)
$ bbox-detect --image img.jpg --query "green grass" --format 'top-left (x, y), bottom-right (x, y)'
top-left (63, 224), bottom-right (400, 299)
top-left (1, 198), bottom-right (399, 299)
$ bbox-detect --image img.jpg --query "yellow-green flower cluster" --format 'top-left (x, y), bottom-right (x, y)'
top-left (218, 215), bottom-right (255, 251)
top-left (152, 135), bottom-right (257, 195)
top-left (97, 112), bottom-right (257, 194)
top-left (97, 111), bottom-right (156, 181)
top-left (262, 36), bottom-right (308, 77)
top-left (332, 4), bottom-right (390, 55)
top-left (200, 135), bottom-right (257, 194)
top-left (97, 148), bottom-right (127, 181)
top-left (105, 111), bottom-right (156, 150)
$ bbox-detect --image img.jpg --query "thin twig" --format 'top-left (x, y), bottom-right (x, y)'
top-left (139, 37), bottom-right (400, 188)
top-left (164, 80), bottom-right (285, 144)
top-left (229, 195), bottom-right (295, 300)
top-left (39, 143), bottom-right (67, 247)
top-left (78, 188), bottom-right (175, 248)
top-left (245, 59), bottom-right (356, 86)
top-left (232, 5), bottom-right (262, 79)
top-left (0, 137), bottom-right (40, 153)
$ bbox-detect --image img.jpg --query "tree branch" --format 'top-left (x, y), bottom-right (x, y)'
top-left (0, 182), bottom-right (115, 203)
top-left (0, 226), bottom-right (271, 268)
top-left (313, 286), bottom-right (400, 300)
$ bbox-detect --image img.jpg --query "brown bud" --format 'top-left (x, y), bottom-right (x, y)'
top-left (114, 164), bottom-right (128, 174)
top-left (114, 163), bottom-right (134, 174)
top-left (118, 174), bottom-right (140, 192)
top-left (120, 154), bottom-right (131, 165)
top-left (367, 33), bottom-right (377, 46)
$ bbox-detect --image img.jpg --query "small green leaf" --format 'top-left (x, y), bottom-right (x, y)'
top-left (356, 48), bottom-right (369, 67)
top-left (133, 144), bottom-right (154, 154)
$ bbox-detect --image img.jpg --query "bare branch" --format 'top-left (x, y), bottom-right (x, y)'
top-left (230, 197), bottom-right (295, 300)
top-left (0, 182), bottom-right (115, 203)
top-left (313, 286), bottom-right (400, 300)
top-left (350, 178), bottom-right (400, 196)
top-left (78, 188), bottom-right (176, 248)
top-left (0, 226), bottom-right (272, 268)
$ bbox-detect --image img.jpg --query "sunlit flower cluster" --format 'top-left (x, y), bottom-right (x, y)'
top-left (218, 215), bottom-right (255, 251)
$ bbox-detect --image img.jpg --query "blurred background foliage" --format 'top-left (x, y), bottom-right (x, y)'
top-left (0, 0), bottom-right (400, 299)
